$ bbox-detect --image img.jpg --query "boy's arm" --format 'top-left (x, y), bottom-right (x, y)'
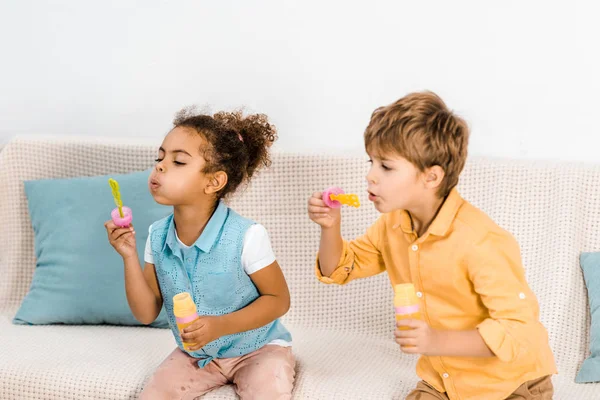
top-left (469, 231), bottom-right (544, 363)
top-left (395, 320), bottom-right (494, 357)
top-left (316, 216), bottom-right (386, 285)
top-left (396, 231), bottom-right (540, 359)
top-left (316, 222), bottom-right (344, 277)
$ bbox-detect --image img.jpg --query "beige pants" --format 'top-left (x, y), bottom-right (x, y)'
top-left (140, 345), bottom-right (296, 400)
top-left (406, 375), bottom-right (554, 400)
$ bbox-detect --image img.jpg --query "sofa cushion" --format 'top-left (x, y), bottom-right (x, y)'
top-left (576, 252), bottom-right (600, 383)
top-left (13, 169), bottom-right (170, 327)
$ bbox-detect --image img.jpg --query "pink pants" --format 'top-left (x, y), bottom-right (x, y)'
top-left (140, 345), bottom-right (296, 400)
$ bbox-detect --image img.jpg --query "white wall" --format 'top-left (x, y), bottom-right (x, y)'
top-left (0, 1), bottom-right (598, 162)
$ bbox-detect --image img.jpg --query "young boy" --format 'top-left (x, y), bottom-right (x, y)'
top-left (307, 92), bottom-right (556, 400)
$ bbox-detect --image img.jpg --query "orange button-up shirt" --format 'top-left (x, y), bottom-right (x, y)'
top-left (316, 188), bottom-right (556, 400)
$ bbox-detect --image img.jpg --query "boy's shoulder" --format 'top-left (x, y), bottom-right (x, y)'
top-left (453, 198), bottom-right (520, 252)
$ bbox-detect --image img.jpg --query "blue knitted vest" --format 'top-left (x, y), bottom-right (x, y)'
top-left (150, 201), bottom-right (291, 367)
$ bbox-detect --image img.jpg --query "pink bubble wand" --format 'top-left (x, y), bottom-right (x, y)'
top-left (108, 178), bottom-right (132, 227)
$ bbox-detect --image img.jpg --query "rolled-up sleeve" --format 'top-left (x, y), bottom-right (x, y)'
top-left (316, 216), bottom-right (386, 285)
top-left (469, 231), bottom-right (543, 363)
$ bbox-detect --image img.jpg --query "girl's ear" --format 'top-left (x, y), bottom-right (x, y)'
top-left (204, 171), bottom-right (228, 195)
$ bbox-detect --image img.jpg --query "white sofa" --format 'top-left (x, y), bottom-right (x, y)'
top-left (1, 136), bottom-right (599, 399)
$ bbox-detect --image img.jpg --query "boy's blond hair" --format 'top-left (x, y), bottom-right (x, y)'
top-left (364, 91), bottom-right (469, 197)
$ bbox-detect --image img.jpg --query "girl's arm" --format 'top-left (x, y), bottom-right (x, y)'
top-left (220, 261), bottom-right (290, 334)
top-left (123, 257), bottom-right (164, 325)
top-left (181, 261), bottom-right (290, 350)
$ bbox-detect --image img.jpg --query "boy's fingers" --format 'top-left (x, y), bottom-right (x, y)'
top-left (400, 345), bottom-right (420, 354)
top-left (396, 337), bottom-right (417, 346)
top-left (308, 196), bottom-right (325, 206)
top-left (396, 319), bottom-right (419, 328)
top-left (395, 328), bottom-right (417, 338)
top-left (309, 212), bottom-right (329, 220)
top-left (308, 205), bottom-right (331, 213)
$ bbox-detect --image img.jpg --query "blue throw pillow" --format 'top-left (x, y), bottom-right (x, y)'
top-left (576, 252), bottom-right (600, 383)
top-left (14, 169), bottom-right (170, 327)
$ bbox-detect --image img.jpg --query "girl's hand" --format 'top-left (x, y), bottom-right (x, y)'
top-left (104, 220), bottom-right (137, 259)
top-left (181, 316), bottom-right (225, 351)
top-left (308, 191), bottom-right (341, 228)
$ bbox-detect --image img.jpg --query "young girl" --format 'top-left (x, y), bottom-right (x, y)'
top-left (105, 108), bottom-right (295, 399)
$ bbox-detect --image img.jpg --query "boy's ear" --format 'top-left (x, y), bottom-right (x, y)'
top-left (204, 171), bottom-right (228, 195)
top-left (423, 165), bottom-right (445, 189)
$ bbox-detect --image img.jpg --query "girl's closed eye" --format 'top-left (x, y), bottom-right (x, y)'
top-left (173, 160), bottom-right (186, 166)
top-left (155, 158), bottom-right (163, 163)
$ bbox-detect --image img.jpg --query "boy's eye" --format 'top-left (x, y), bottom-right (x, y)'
top-left (367, 159), bottom-right (373, 164)
top-left (381, 164), bottom-right (391, 171)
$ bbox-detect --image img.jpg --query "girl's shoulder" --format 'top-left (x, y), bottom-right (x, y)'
top-left (225, 206), bottom-right (256, 227)
top-left (148, 213), bottom-right (174, 235)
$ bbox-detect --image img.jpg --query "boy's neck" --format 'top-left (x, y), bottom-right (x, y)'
top-left (172, 201), bottom-right (218, 246)
top-left (408, 194), bottom-right (446, 238)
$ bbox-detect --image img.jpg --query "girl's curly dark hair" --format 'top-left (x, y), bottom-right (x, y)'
top-left (173, 107), bottom-right (277, 199)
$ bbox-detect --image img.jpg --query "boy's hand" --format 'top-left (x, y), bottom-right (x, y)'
top-left (395, 319), bottom-right (442, 356)
top-left (308, 191), bottom-right (341, 228)
top-left (104, 220), bottom-right (137, 259)
top-left (181, 316), bottom-right (225, 351)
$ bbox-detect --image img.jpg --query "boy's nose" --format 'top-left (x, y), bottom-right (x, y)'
top-left (366, 172), bottom-right (378, 185)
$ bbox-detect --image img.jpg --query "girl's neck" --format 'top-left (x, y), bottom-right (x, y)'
top-left (408, 194), bottom-right (446, 238)
top-left (173, 201), bottom-right (218, 246)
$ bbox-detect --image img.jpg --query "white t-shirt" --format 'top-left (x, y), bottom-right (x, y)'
top-left (145, 224), bottom-right (276, 275)
top-left (144, 223), bottom-right (291, 348)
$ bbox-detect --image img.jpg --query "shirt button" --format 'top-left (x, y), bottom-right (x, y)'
top-left (416, 291), bottom-right (423, 298)
top-left (519, 292), bottom-right (526, 299)
top-left (411, 244), bottom-right (419, 251)
top-left (442, 373), bottom-right (449, 379)
top-left (344, 267), bottom-right (351, 272)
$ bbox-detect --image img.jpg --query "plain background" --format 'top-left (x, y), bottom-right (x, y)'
top-left (1, 1), bottom-right (598, 162)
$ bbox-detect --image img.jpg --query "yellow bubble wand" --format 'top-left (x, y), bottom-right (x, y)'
top-left (329, 193), bottom-right (361, 208)
top-left (322, 187), bottom-right (361, 208)
top-left (109, 178), bottom-right (124, 218)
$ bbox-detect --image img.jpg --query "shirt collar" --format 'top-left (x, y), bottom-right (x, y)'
top-left (163, 200), bottom-right (229, 254)
top-left (427, 187), bottom-right (464, 237)
top-left (396, 187), bottom-right (464, 238)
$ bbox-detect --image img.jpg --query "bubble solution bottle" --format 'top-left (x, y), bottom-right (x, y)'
top-left (394, 283), bottom-right (421, 330)
top-left (173, 292), bottom-right (199, 350)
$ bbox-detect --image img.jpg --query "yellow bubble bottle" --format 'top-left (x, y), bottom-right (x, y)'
top-left (394, 283), bottom-right (421, 330)
top-left (173, 292), bottom-right (199, 350)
